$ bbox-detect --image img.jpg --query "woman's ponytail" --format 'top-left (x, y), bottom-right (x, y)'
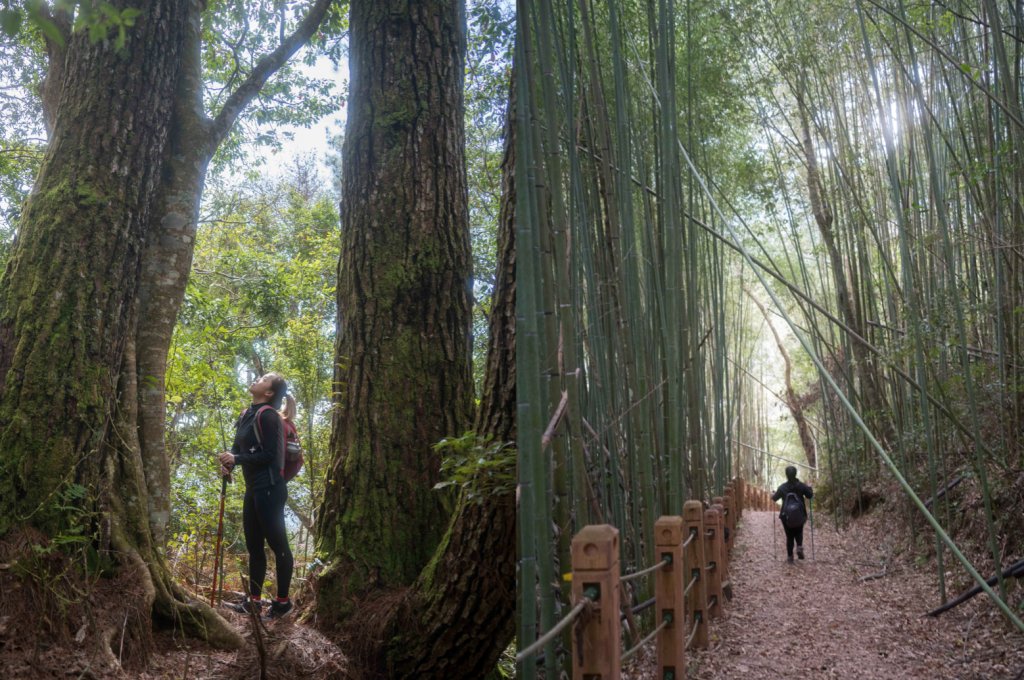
top-left (281, 393), bottom-right (297, 422)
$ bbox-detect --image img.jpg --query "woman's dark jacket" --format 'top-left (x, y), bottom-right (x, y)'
top-left (772, 479), bottom-right (813, 518)
top-left (232, 403), bottom-right (284, 491)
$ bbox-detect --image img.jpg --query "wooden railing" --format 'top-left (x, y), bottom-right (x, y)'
top-left (563, 477), bottom-right (773, 679)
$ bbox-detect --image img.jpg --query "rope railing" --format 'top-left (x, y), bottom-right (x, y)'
top-left (621, 612), bottom-right (673, 662)
top-left (683, 570), bottom-right (699, 598)
top-left (631, 596), bottom-right (656, 616)
top-left (515, 586), bottom-right (597, 664)
top-left (685, 612), bottom-right (703, 648)
top-left (535, 477), bottom-right (774, 679)
top-left (620, 555), bottom-right (671, 583)
top-left (681, 527), bottom-right (697, 548)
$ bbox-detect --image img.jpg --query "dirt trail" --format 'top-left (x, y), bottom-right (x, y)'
top-left (624, 509), bottom-right (1023, 679)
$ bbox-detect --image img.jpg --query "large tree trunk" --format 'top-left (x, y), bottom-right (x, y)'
top-left (0, 0), bottom-right (243, 661)
top-left (1, 0), bottom-right (334, 658)
top-left (0, 0), bottom-right (183, 543)
top-left (136, 0), bottom-right (213, 551)
top-left (315, 0), bottom-right (473, 622)
top-left (367, 75), bottom-right (517, 679)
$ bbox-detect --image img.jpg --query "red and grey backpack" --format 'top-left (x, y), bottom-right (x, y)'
top-left (252, 405), bottom-right (304, 482)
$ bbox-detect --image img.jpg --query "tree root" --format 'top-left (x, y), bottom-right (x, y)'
top-left (111, 517), bottom-right (245, 650)
top-left (155, 576), bottom-right (245, 649)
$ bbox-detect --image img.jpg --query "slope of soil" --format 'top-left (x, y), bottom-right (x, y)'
top-left (623, 509), bottom-right (1024, 679)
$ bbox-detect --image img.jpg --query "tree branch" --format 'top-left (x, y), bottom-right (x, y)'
top-left (287, 497), bottom-right (313, 532)
top-left (925, 559), bottom-right (1024, 617)
top-left (209, 0), bottom-right (335, 146)
top-left (38, 1), bottom-right (72, 134)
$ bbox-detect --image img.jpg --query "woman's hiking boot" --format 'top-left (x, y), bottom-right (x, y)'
top-left (265, 599), bottom-right (293, 620)
top-left (797, 546), bottom-right (805, 560)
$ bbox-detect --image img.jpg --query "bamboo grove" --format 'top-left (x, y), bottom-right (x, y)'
top-left (516, 0), bottom-right (1024, 675)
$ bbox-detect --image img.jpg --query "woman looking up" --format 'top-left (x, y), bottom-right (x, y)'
top-left (218, 372), bottom-right (295, 619)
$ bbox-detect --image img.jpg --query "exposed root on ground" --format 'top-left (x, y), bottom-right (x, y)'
top-left (0, 527), bottom-right (347, 678)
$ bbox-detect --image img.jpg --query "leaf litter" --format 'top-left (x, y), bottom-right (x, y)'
top-left (622, 509), bottom-right (1024, 679)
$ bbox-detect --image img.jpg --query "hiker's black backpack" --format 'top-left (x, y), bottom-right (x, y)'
top-left (781, 491), bottom-right (807, 529)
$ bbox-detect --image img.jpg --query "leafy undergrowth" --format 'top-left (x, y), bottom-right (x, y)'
top-left (622, 509), bottom-right (1024, 679)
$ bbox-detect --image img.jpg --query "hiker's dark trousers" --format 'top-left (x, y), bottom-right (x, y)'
top-left (242, 483), bottom-right (294, 599)
top-left (783, 523), bottom-right (805, 557)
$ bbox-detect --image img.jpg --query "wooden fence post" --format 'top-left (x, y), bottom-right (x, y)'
top-left (571, 525), bottom-right (621, 680)
top-left (724, 485), bottom-right (737, 548)
top-left (703, 505), bottom-right (724, 621)
top-left (654, 516), bottom-right (685, 679)
top-left (681, 501), bottom-right (708, 650)
top-left (733, 477), bottom-right (744, 518)
top-left (712, 495), bottom-right (730, 579)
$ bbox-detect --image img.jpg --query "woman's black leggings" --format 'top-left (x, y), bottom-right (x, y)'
top-left (242, 483), bottom-right (293, 599)
top-left (783, 523), bottom-right (805, 556)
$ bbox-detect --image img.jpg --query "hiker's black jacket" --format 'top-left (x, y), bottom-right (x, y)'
top-left (232, 404), bottom-right (284, 491)
top-left (772, 479), bottom-right (813, 519)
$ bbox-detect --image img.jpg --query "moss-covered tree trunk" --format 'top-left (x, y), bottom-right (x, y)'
top-left (0, 0), bottom-right (181, 542)
top-left (0, 0), bottom-right (333, 660)
top-left (315, 0), bottom-right (473, 620)
top-left (370, 75), bottom-right (517, 679)
top-left (0, 0), bottom-right (243, 660)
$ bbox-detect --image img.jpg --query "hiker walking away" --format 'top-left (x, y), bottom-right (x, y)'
top-left (772, 465), bottom-right (813, 564)
top-left (218, 372), bottom-right (295, 619)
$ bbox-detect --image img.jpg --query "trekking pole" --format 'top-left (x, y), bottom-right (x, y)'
top-left (208, 368), bottom-right (232, 607)
top-left (210, 473), bottom-right (229, 607)
top-left (810, 497), bottom-right (815, 561)
top-left (772, 496), bottom-right (777, 561)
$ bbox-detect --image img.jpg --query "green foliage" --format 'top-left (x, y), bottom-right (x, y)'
top-left (1, 0), bottom-right (146, 49)
top-left (10, 481), bottom-right (113, 589)
top-left (165, 157), bottom-right (339, 579)
top-left (465, 0), bottom-right (512, 391)
top-left (0, 23), bottom-right (46, 257)
top-left (488, 640), bottom-right (516, 679)
top-left (0, 0), bottom-right (62, 43)
top-left (72, 1), bottom-right (142, 49)
top-left (202, 0), bottom-right (345, 172)
top-left (433, 431), bottom-right (516, 504)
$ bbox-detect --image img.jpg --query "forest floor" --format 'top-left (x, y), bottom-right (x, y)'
top-left (622, 509), bottom-right (1024, 680)
top-left (0, 590), bottom-right (351, 679)
top-left (139, 606), bottom-right (351, 680)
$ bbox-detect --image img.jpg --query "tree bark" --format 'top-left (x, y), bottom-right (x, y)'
top-left (371, 74), bottom-right (516, 680)
top-left (0, 0), bottom-right (184, 538)
top-left (1, 0), bottom-right (334, 654)
top-left (797, 93), bottom-right (893, 448)
top-left (315, 0), bottom-right (473, 621)
top-left (0, 0), bottom-right (244, 657)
